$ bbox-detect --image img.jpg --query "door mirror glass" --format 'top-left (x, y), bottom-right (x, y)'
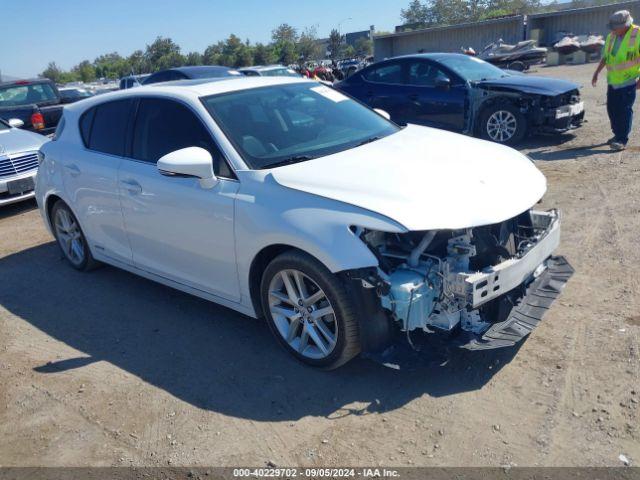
top-left (8, 118), bottom-right (24, 128)
top-left (374, 108), bottom-right (391, 120)
top-left (157, 146), bottom-right (218, 189)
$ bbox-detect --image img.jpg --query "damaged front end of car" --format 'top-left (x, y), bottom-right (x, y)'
top-left (466, 86), bottom-right (585, 136)
top-left (345, 209), bottom-right (573, 354)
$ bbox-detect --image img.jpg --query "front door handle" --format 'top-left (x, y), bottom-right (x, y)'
top-left (64, 163), bottom-right (80, 176)
top-left (120, 179), bottom-right (142, 194)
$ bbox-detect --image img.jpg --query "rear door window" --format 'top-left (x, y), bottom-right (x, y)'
top-left (86, 99), bottom-right (132, 156)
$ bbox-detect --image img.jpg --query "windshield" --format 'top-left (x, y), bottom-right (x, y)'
top-left (202, 82), bottom-right (399, 169)
top-left (0, 83), bottom-right (58, 107)
top-left (442, 56), bottom-right (507, 82)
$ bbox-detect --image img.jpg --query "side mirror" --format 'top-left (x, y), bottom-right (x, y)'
top-left (8, 118), bottom-right (24, 128)
top-left (157, 146), bottom-right (218, 189)
top-left (374, 108), bottom-right (391, 120)
top-left (436, 77), bottom-right (451, 90)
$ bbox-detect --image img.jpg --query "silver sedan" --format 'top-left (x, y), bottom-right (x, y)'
top-left (0, 118), bottom-right (48, 206)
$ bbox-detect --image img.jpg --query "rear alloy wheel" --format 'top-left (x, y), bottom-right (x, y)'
top-left (51, 201), bottom-right (99, 271)
top-left (480, 103), bottom-right (527, 145)
top-left (260, 251), bottom-right (360, 369)
top-left (507, 61), bottom-right (526, 72)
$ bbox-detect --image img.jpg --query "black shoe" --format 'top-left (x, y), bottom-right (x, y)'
top-left (606, 136), bottom-right (617, 145)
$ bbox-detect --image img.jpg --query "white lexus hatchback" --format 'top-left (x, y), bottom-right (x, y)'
top-left (36, 76), bottom-right (572, 369)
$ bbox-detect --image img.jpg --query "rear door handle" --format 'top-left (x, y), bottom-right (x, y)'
top-left (120, 179), bottom-right (142, 194)
top-left (64, 163), bottom-right (80, 176)
top-left (408, 93), bottom-right (419, 101)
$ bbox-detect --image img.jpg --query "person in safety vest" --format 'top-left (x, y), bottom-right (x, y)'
top-left (592, 10), bottom-right (640, 151)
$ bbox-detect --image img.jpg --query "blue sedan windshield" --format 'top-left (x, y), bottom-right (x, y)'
top-left (202, 82), bottom-right (399, 169)
top-left (442, 56), bottom-right (507, 82)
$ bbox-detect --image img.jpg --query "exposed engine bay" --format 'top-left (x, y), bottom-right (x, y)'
top-left (354, 209), bottom-right (572, 349)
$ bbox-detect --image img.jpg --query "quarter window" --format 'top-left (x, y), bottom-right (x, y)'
top-left (52, 116), bottom-right (65, 141)
top-left (79, 107), bottom-right (95, 147)
top-left (86, 99), bottom-right (132, 156)
top-left (131, 98), bottom-right (232, 177)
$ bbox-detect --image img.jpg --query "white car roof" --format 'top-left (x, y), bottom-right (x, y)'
top-left (64, 76), bottom-right (312, 113)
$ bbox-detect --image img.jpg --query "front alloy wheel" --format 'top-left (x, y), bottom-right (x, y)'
top-left (486, 110), bottom-right (518, 143)
top-left (268, 269), bottom-right (338, 359)
top-left (479, 103), bottom-right (527, 145)
top-left (260, 251), bottom-right (361, 369)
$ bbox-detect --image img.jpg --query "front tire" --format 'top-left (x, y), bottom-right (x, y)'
top-left (51, 200), bottom-right (99, 271)
top-left (260, 250), bottom-right (361, 369)
top-left (479, 102), bottom-right (527, 145)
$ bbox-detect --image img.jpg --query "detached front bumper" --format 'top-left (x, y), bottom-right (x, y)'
top-left (452, 210), bottom-right (574, 350)
top-left (458, 255), bottom-right (574, 350)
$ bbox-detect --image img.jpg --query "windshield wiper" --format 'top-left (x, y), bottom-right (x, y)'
top-left (357, 136), bottom-right (382, 147)
top-left (261, 155), bottom-right (315, 169)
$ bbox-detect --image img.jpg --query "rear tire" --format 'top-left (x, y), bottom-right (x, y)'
top-left (507, 61), bottom-right (526, 72)
top-left (479, 102), bottom-right (527, 145)
top-left (51, 200), bottom-right (100, 271)
top-left (260, 250), bottom-right (361, 369)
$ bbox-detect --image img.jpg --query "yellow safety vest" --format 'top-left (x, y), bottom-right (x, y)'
top-left (604, 24), bottom-right (640, 86)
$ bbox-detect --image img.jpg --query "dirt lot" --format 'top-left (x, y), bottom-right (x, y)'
top-left (0, 63), bottom-right (638, 468)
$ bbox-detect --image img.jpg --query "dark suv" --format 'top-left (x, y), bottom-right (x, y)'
top-left (0, 79), bottom-right (64, 135)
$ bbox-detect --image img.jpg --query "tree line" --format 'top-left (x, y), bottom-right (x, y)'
top-left (40, 24), bottom-right (373, 84)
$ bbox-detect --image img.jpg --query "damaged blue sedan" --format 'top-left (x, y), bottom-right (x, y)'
top-left (336, 53), bottom-right (584, 145)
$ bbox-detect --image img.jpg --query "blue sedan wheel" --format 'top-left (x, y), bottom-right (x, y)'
top-left (479, 103), bottom-right (527, 145)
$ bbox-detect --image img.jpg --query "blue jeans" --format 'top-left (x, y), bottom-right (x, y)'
top-left (607, 83), bottom-right (636, 145)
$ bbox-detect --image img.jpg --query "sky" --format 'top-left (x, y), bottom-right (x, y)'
top-left (1, 0), bottom-right (409, 78)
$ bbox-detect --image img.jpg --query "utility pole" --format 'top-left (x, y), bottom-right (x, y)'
top-left (337, 17), bottom-right (352, 37)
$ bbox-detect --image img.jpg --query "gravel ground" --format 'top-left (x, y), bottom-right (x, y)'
top-left (0, 63), bottom-right (638, 468)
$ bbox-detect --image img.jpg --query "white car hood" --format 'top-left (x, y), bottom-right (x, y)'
top-left (270, 125), bottom-right (546, 231)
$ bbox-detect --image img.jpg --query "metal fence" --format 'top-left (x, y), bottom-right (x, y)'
top-left (527, 0), bottom-right (640, 46)
top-left (374, 16), bottom-right (525, 61)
